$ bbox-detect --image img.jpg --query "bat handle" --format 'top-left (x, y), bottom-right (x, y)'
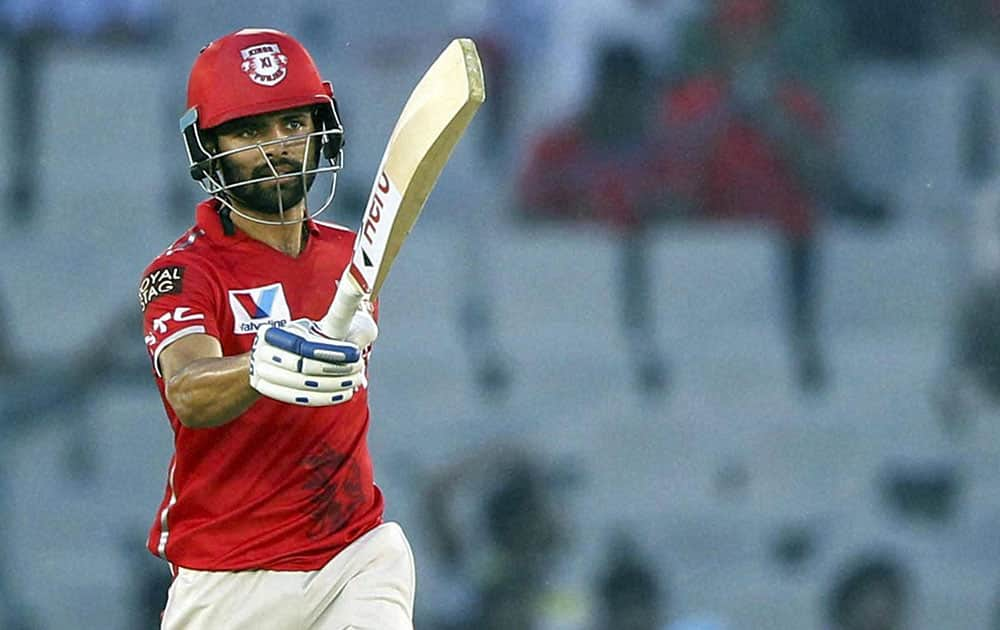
top-left (320, 268), bottom-right (366, 339)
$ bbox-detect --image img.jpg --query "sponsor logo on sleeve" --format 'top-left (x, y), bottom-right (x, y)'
top-left (228, 283), bottom-right (291, 334)
top-left (139, 266), bottom-right (185, 312)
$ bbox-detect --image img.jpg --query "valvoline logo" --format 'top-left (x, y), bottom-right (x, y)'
top-left (228, 283), bottom-right (291, 334)
top-left (235, 287), bottom-right (275, 318)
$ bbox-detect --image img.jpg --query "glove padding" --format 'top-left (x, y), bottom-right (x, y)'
top-left (250, 311), bottom-right (377, 406)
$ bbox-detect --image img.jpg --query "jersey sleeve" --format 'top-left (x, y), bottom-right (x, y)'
top-left (139, 256), bottom-right (221, 377)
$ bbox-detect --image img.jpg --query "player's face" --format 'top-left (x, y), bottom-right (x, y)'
top-left (213, 107), bottom-right (320, 215)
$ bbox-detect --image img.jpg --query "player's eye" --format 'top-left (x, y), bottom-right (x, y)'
top-left (286, 119), bottom-right (304, 131)
top-left (238, 126), bottom-right (259, 139)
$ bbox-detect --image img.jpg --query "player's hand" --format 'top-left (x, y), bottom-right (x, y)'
top-left (249, 313), bottom-right (376, 406)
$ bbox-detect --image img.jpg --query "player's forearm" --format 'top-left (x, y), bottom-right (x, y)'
top-left (165, 354), bottom-right (259, 429)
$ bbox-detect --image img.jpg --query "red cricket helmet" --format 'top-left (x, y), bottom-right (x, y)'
top-left (187, 27), bottom-right (335, 129)
top-left (180, 28), bottom-right (344, 222)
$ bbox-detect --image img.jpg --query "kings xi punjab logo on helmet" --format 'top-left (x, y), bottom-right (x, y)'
top-left (240, 43), bottom-right (288, 86)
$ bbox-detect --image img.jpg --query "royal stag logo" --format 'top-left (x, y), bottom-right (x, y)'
top-left (240, 43), bottom-right (288, 87)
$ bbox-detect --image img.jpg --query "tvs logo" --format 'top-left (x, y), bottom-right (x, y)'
top-left (228, 282), bottom-right (291, 334)
top-left (240, 43), bottom-right (288, 86)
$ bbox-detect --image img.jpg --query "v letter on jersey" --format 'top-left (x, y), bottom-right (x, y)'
top-left (228, 282), bottom-right (292, 334)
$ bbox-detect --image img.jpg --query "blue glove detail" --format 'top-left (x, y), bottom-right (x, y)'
top-left (250, 316), bottom-right (372, 407)
top-left (263, 326), bottom-right (361, 364)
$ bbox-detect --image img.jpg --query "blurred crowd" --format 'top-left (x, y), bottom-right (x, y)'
top-left (412, 443), bottom-right (921, 630)
top-left (502, 0), bottom-right (1000, 400)
top-left (5, 0), bottom-right (1000, 628)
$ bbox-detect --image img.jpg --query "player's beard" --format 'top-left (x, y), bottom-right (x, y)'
top-left (220, 152), bottom-right (319, 216)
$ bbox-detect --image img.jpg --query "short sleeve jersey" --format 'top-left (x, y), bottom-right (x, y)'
top-left (139, 200), bottom-right (383, 571)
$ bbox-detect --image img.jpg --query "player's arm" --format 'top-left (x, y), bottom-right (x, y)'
top-left (159, 334), bottom-right (257, 429)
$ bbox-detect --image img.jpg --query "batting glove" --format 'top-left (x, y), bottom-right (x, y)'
top-left (249, 311), bottom-right (377, 407)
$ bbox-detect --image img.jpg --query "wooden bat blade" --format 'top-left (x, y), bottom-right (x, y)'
top-left (320, 38), bottom-right (485, 338)
top-left (361, 37), bottom-right (485, 298)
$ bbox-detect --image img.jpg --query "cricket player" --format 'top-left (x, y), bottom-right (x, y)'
top-left (139, 28), bottom-right (414, 629)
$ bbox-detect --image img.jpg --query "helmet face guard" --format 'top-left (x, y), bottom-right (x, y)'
top-left (180, 96), bottom-right (345, 224)
top-left (181, 28), bottom-right (346, 225)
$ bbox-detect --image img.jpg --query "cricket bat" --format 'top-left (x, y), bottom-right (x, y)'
top-left (320, 38), bottom-right (486, 338)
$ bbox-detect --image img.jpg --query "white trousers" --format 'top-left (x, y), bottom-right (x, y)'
top-left (161, 522), bottom-right (416, 630)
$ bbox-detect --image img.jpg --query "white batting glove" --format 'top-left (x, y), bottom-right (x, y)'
top-left (342, 299), bottom-right (378, 351)
top-left (249, 311), bottom-right (377, 407)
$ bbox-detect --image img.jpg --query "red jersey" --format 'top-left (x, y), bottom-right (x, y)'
top-left (139, 200), bottom-right (383, 571)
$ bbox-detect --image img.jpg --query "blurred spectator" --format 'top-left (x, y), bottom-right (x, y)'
top-left (933, 165), bottom-right (1000, 432)
top-left (463, 1), bottom-right (702, 397)
top-left (518, 41), bottom-right (671, 393)
top-left (933, 268), bottom-right (1000, 435)
top-left (661, 0), bottom-right (820, 384)
top-left (590, 531), bottom-right (665, 630)
top-left (421, 445), bottom-right (572, 629)
top-left (0, 0), bottom-right (163, 225)
top-left (878, 460), bottom-right (961, 524)
top-left (824, 551), bottom-right (911, 630)
top-left (522, 0), bottom-right (894, 393)
top-left (656, 0), bottom-right (888, 391)
top-left (930, 2), bottom-right (1000, 433)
